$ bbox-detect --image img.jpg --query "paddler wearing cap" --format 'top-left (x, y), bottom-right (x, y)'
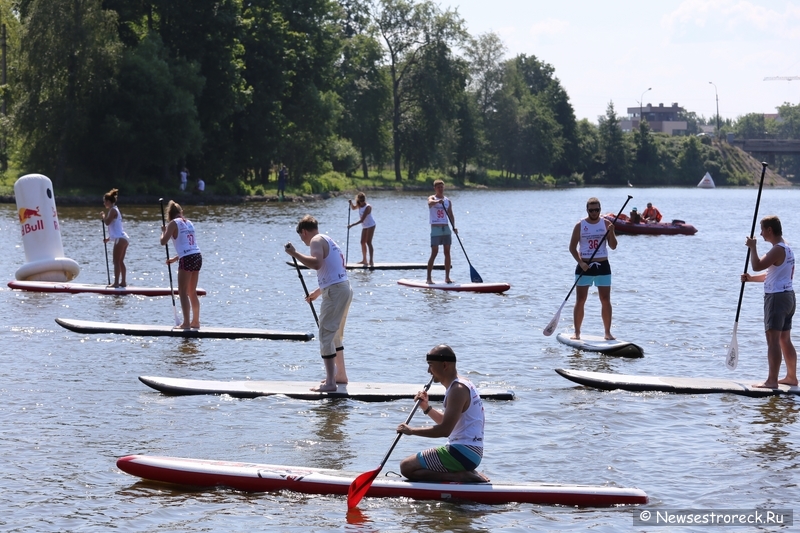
top-left (396, 344), bottom-right (488, 483)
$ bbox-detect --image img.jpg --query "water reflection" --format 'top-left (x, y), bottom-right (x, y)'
top-left (166, 339), bottom-right (216, 371)
top-left (751, 396), bottom-right (800, 461)
top-left (309, 401), bottom-right (354, 470)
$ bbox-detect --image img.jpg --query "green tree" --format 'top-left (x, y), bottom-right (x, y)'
top-left (596, 101), bottom-right (629, 184)
top-left (734, 113), bottom-right (768, 139)
top-left (87, 34), bottom-right (203, 184)
top-left (632, 120), bottom-right (660, 183)
top-left (337, 33), bottom-right (391, 179)
top-left (373, 0), bottom-right (465, 180)
top-left (398, 40), bottom-right (467, 179)
top-left (13, 0), bottom-right (121, 184)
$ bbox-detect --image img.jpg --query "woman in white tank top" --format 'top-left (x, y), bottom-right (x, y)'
top-left (101, 188), bottom-right (129, 288)
top-left (348, 192), bottom-right (376, 266)
top-left (160, 200), bottom-right (202, 329)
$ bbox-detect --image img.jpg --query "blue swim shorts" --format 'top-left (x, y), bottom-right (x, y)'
top-left (417, 444), bottom-right (483, 472)
top-left (430, 225), bottom-right (451, 247)
top-left (575, 260), bottom-right (611, 287)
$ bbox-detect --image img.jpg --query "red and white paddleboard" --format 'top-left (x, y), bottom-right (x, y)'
top-left (397, 279), bottom-right (510, 294)
top-left (8, 280), bottom-right (206, 296)
top-left (117, 455), bottom-right (647, 507)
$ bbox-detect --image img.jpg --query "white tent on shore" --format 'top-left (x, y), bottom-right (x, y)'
top-left (697, 172), bottom-right (715, 188)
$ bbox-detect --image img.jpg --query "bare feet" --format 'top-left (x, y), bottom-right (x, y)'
top-left (445, 279), bottom-right (454, 284)
top-left (461, 470), bottom-right (490, 483)
top-left (311, 382), bottom-right (338, 392)
top-left (320, 378), bottom-right (348, 384)
top-left (604, 334), bottom-right (616, 340)
top-left (120, 283), bottom-right (127, 287)
top-left (189, 323), bottom-right (200, 329)
top-left (174, 324), bottom-right (192, 330)
top-left (426, 279), bottom-right (434, 284)
top-left (752, 381), bottom-right (779, 389)
top-left (570, 334), bottom-right (581, 340)
top-left (778, 377), bottom-right (798, 386)
top-left (356, 260), bottom-right (366, 265)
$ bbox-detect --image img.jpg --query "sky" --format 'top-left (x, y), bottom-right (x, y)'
top-left (450, 0), bottom-right (800, 123)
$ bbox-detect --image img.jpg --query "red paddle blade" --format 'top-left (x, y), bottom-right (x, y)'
top-left (347, 467), bottom-right (381, 509)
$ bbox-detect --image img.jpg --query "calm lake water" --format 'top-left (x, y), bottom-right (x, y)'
top-left (1, 185), bottom-right (798, 532)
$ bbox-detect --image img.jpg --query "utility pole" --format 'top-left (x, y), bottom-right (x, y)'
top-left (709, 82), bottom-right (720, 138)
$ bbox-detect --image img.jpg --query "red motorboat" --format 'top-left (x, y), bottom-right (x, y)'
top-left (604, 213), bottom-right (697, 235)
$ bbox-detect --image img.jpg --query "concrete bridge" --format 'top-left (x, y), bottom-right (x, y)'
top-left (729, 138), bottom-right (800, 156)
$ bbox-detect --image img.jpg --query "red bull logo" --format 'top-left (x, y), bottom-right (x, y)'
top-left (18, 206), bottom-right (41, 224)
top-left (19, 206), bottom-right (45, 236)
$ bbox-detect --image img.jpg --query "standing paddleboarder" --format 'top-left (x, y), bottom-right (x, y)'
top-left (160, 201), bottom-right (202, 329)
top-left (569, 197), bottom-right (617, 340)
top-left (741, 215), bottom-right (798, 388)
top-left (426, 180), bottom-right (457, 284)
top-left (397, 345), bottom-right (488, 483)
top-left (285, 215), bottom-right (353, 391)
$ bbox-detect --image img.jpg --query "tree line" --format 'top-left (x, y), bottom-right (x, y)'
top-left (0, 0), bottom-right (797, 193)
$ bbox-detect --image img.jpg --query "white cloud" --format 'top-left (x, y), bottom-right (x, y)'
top-left (529, 18), bottom-right (570, 38)
top-left (662, 0), bottom-right (800, 40)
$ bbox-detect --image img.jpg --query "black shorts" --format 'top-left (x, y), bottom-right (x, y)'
top-left (179, 253), bottom-right (202, 272)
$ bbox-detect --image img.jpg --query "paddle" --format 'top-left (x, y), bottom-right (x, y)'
top-left (347, 376), bottom-right (434, 509)
top-left (726, 162), bottom-right (768, 371)
top-left (291, 256), bottom-right (319, 327)
top-left (159, 198), bottom-right (181, 327)
top-left (101, 219), bottom-right (111, 286)
top-left (543, 195), bottom-right (632, 336)
top-left (345, 200), bottom-right (351, 264)
top-left (443, 202), bottom-right (482, 283)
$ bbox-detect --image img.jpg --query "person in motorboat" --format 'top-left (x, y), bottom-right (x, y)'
top-left (397, 345), bottom-right (489, 483)
top-left (642, 203), bottom-right (662, 223)
top-left (628, 207), bottom-right (641, 224)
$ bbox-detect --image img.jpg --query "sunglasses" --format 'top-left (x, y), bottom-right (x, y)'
top-left (587, 208), bottom-right (601, 213)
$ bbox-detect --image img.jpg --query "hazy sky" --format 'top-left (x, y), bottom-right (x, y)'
top-left (451, 0), bottom-right (800, 123)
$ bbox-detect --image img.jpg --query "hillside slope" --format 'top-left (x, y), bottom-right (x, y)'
top-left (715, 141), bottom-right (790, 187)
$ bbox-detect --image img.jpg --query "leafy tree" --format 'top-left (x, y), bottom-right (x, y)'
top-left (87, 34), bottom-right (203, 184)
top-left (632, 120), bottom-right (659, 183)
top-left (13, 0), bottom-right (121, 184)
top-left (398, 39), bottom-right (467, 179)
top-left (596, 101), bottom-right (629, 184)
top-left (734, 113), bottom-right (768, 139)
top-left (372, 0), bottom-right (465, 180)
top-left (336, 33), bottom-right (391, 179)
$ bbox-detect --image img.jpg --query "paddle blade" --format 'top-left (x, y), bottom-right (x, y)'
top-left (543, 301), bottom-right (565, 336)
top-left (347, 467), bottom-right (381, 509)
top-left (469, 265), bottom-right (483, 284)
top-left (726, 323), bottom-right (739, 370)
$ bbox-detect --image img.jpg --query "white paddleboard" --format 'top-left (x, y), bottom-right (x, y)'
top-left (556, 333), bottom-right (643, 358)
top-left (397, 279), bottom-right (510, 294)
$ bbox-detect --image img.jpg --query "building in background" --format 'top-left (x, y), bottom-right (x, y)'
top-left (621, 102), bottom-right (688, 135)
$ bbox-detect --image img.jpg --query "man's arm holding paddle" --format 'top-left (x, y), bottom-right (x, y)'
top-left (743, 237), bottom-right (785, 276)
top-left (285, 235), bottom-right (327, 270)
top-left (397, 383), bottom-right (469, 438)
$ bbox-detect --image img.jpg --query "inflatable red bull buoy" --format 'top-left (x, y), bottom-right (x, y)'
top-left (14, 174), bottom-right (80, 281)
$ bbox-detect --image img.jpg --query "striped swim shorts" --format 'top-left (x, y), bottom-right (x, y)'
top-left (417, 444), bottom-right (483, 472)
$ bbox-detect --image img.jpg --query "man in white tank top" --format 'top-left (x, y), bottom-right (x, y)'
top-left (742, 215), bottom-right (797, 388)
top-left (397, 344), bottom-right (488, 483)
top-left (426, 180), bottom-right (457, 284)
top-left (285, 215), bottom-right (353, 392)
top-left (569, 197), bottom-right (617, 340)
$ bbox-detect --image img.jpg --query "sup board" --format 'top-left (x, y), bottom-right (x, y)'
top-left (556, 333), bottom-right (644, 358)
top-left (138, 376), bottom-right (516, 401)
top-left (117, 455), bottom-right (647, 507)
top-left (8, 280), bottom-right (206, 296)
top-left (397, 279), bottom-right (510, 294)
top-left (287, 262), bottom-right (444, 271)
top-left (55, 318), bottom-right (313, 341)
top-left (555, 368), bottom-right (800, 397)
